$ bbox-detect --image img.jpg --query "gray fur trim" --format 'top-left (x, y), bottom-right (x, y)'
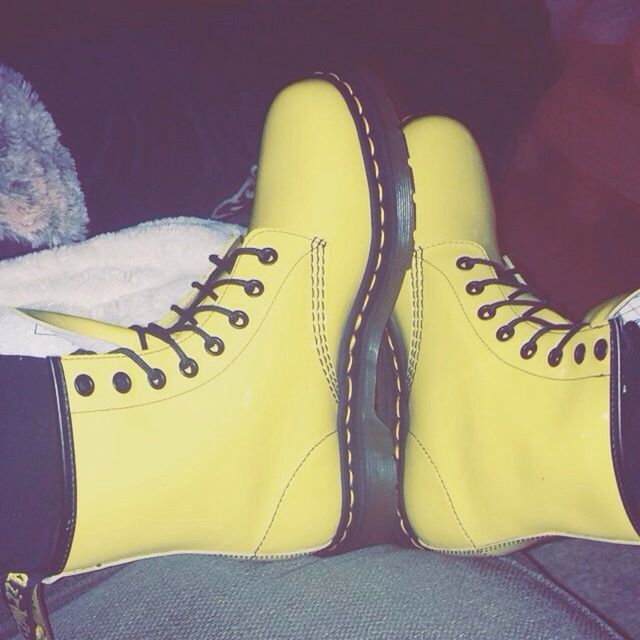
top-left (0, 65), bottom-right (88, 248)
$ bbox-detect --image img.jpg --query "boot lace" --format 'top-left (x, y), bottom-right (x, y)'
top-left (456, 255), bottom-right (607, 366)
top-left (76, 244), bottom-right (277, 393)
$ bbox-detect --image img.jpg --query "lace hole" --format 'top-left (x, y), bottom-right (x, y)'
top-left (456, 256), bottom-right (474, 270)
top-left (574, 343), bottom-right (585, 364)
top-left (148, 369), bottom-right (166, 390)
top-left (244, 279), bottom-right (264, 297)
top-left (229, 310), bottom-right (249, 328)
top-left (112, 371), bottom-right (132, 394)
top-left (477, 305), bottom-right (495, 320)
top-left (465, 281), bottom-right (484, 296)
top-left (496, 326), bottom-right (514, 341)
top-left (594, 338), bottom-right (608, 361)
top-left (520, 343), bottom-right (537, 360)
top-left (259, 248), bottom-right (278, 265)
top-left (74, 374), bottom-right (95, 396)
top-left (205, 337), bottom-right (225, 356)
top-left (548, 348), bottom-right (562, 367)
top-left (179, 358), bottom-right (199, 378)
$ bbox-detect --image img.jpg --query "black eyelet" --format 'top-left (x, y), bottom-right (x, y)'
top-left (477, 304), bottom-right (496, 320)
top-left (594, 338), bottom-right (608, 361)
top-left (496, 325), bottom-right (514, 341)
top-left (112, 371), bottom-right (132, 394)
top-left (74, 374), bottom-right (95, 396)
top-left (179, 358), bottom-right (199, 378)
top-left (466, 281), bottom-right (484, 295)
top-left (574, 343), bottom-right (585, 364)
top-left (456, 256), bottom-right (474, 270)
top-left (244, 279), bottom-right (264, 297)
top-left (205, 336), bottom-right (225, 356)
top-left (520, 342), bottom-right (537, 360)
top-left (148, 369), bottom-right (166, 390)
top-left (259, 248), bottom-right (278, 264)
top-left (548, 348), bottom-right (562, 367)
top-left (229, 310), bottom-right (249, 328)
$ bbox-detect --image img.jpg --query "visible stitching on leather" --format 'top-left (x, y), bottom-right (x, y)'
top-left (72, 248), bottom-right (312, 414)
top-left (50, 358), bottom-right (76, 571)
top-left (407, 248), bottom-right (424, 391)
top-left (408, 431), bottom-right (477, 549)
top-left (310, 237), bottom-right (339, 401)
top-left (386, 330), bottom-right (422, 549)
top-left (420, 256), bottom-right (609, 382)
top-left (253, 431), bottom-right (336, 556)
top-left (320, 71), bottom-right (386, 553)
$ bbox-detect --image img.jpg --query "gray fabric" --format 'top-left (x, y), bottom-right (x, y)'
top-left (0, 65), bottom-right (87, 250)
top-left (528, 539), bottom-right (640, 639)
top-left (4, 546), bottom-right (623, 640)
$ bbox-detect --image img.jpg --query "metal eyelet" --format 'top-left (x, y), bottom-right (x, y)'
top-left (520, 342), bottom-right (537, 359)
top-left (179, 358), bottom-right (199, 378)
top-left (244, 279), bottom-right (264, 297)
top-left (205, 336), bottom-right (225, 356)
top-left (548, 348), bottom-right (562, 367)
top-left (574, 343), bottom-right (585, 364)
top-left (496, 325), bottom-right (514, 341)
top-left (594, 338), bottom-right (608, 361)
top-left (112, 371), bottom-right (132, 394)
top-left (477, 304), bottom-right (496, 320)
top-left (478, 304), bottom-right (496, 320)
top-left (148, 369), bottom-right (166, 390)
top-left (466, 281), bottom-right (484, 295)
top-left (259, 248), bottom-right (278, 264)
top-left (74, 374), bottom-right (95, 396)
top-left (456, 256), bottom-right (474, 270)
top-left (229, 310), bottom-right (249, 328)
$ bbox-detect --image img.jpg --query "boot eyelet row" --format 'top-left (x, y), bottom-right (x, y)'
top-left (574, 343), bottom-right (586, 364)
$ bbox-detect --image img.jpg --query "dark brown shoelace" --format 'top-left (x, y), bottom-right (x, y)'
top-left (457, 255), bottom-right (590, 366)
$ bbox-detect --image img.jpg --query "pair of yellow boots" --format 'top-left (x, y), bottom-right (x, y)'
top-left (2, 71), bottom-right (640, 639)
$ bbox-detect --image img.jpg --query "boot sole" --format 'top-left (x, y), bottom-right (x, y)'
top-left (312, 70), bottom-right (415, 554)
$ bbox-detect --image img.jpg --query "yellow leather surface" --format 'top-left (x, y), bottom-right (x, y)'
top-left (55, 77), bottom-right (375, 571)
top-left (397, 116), bottom-right (639, 552)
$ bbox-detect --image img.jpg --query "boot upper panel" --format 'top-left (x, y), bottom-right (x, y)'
top-left (61, 229), bottom-right (351, 572)
top-left (399, 242), bottom-right (638, 551)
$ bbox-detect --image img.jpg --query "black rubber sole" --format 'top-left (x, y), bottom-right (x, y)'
top-left (311, 69), bottom-right (415, 554)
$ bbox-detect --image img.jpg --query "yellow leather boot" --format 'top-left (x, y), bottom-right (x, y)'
top-left (0, 72), bottom-right (413, 639)
top-left (390, 115), bottom-right (640, 554)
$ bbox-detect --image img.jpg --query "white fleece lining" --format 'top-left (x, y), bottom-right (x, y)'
top-left (0, 217), bottom-right (244, 357)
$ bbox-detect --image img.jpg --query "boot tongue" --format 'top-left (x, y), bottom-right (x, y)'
top-left (403, 117), bottom-right (501, 262)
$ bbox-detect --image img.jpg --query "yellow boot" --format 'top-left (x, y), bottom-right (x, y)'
top-left (391, 115), bottom-right (640, 554)
top-left (0, 72), bottom-right (413, 639)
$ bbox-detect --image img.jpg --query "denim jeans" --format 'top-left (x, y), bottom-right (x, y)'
top-left (3, 545), bottom-right (622, 640)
